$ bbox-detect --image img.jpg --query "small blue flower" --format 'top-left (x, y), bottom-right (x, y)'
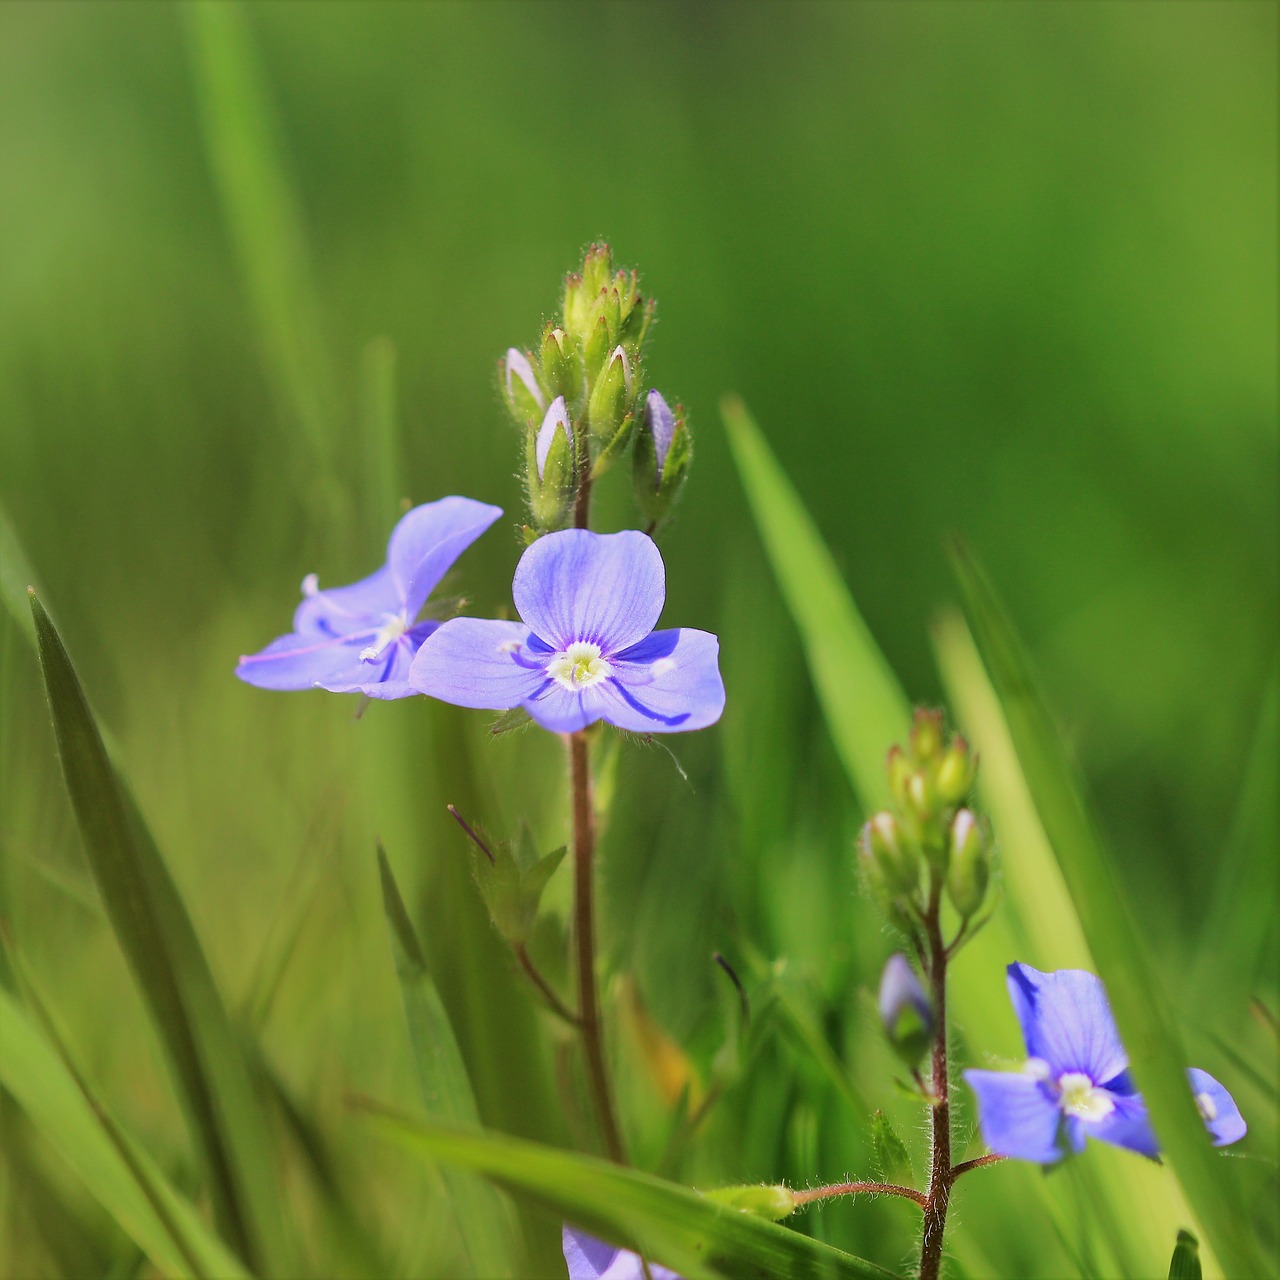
top-left (964, 963), bottom-right (1246, 1163)
top-left (408, 528), bottom-right (724, 734)
top-left (562, 1225), bottom-right (683, 1280)
top-left (235, 496), bottom-right (502, 700)
top-left (878, 953), bottom-right (935, 1068)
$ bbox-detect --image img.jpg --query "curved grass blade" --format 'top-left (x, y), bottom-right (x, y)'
top-left (721, 395), bottom-right (909, 808)
top-left (947, 540), bottom-right (1261, 1279)
top-left (28, 591), bottom-right (290, 1277)
top-left (357, 1102), bottom-right (901, 1280)
top-left (0, 986), bottom-right (252, 1280)
top-left (377, 845), bottom-right (517, 1278)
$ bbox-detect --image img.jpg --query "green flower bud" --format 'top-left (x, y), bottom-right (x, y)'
top-left (910, 708), bottom-right (945, 763)
top-left (887, 744), bottom-right (912, 809)
top-left (632, 390), bottom-right (692, 529)
top-left (563, 243), bottom-right (615, 347)
top-left (502, 347), bottom-right (545, 425)
top-left (705, 1184), bottom-right (796, 1221)
top-left (935, 734), bottom-right (976, 805)
top-left (582, 313), bottom-right (611, 385)
top-left (525, 396), bottom-right (575, 531)
top-left (539, 325), bottom-right (581, 404)
top-left (945, 808), bottom-right (989, 918)
top-left (861, 810), bottom-right (919, 896)
top-left (586, 345), bottom-right (633, 442)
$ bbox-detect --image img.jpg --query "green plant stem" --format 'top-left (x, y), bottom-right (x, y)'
top-left (919, 876), bottom-right (952, 1280)
top-left (793, 1182), bottom-right (925, 1209)
top-left (568, 730), bottom-right (626, 1163)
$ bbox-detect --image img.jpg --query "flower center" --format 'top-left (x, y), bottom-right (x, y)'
top-left (547, 641), bottom-right (613, 691)
top-left (1057, 1071), bottom-right (1115, 1123)
top-left (360, 613), bottom-right (408, 663)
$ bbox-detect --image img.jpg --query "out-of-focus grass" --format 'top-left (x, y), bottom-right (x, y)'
top-left (1, 2), bottom-right (1274, 1277)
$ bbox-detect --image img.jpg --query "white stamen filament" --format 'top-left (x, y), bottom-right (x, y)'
top-left (360, 614), bottom-right (408, 663)
top-left (547, 641), bottom-right (613, 691)
top-left (1057, 1071), bottom-right (1115, 1123)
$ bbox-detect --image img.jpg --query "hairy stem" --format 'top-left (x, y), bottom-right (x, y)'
top-left (951, 1153), bottom-right (1007, 1180)
top-left (515, 941), bottom-right (580, 1028)
top-left (793, 1182), bottom-right (926, 1209)
top-left (919, 877), bottom-right (952, 1280)
top-left (568, 730), bottom-right (626, 1162)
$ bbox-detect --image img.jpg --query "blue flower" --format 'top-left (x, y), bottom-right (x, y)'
top-left (878, 953), bottom-right (935, 1068)
top-left (408, 528), bottom-right (724, 734)
top-left (235, 497), bottom-right (502, 700)
top-left (562, 1226), bottom-right (683, 1280)
top-left (964, 963), bottom-right (1246, 1163)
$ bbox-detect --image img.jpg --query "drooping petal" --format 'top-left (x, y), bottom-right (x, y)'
top-left (291, 566), bottom-right (399, 638)
top-left (1087, 1092), bottom-right (1160, 1158)
top-left (236, 629), bottom-right (379, 691)
top-left (318, 621), bottom-right (438, 700)
top-left (562, 1225), bottom-right (683, 1280)
top-left (1006, 963), bottom-right (1128, 1083)
top-left (964, 1069), bottom-right (1065, 1164)
top-left (601, 629), bottom-right (725, 732)
top-left (408, 618), bottom-right (547, 709)
top-left (513, 529), bottom-right (664, 653)
top-left (387, 497), bottom-right (504, 619)
top-left (524, 680), bottom-right (615, 734)
top-left (1187, 1068), bottom-right (1247, 1146)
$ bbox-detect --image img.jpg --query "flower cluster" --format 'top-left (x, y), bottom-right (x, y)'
top-left (965, 963), bottom-right (1245, 1163)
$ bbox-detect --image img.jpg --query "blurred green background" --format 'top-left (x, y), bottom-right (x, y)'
top-left (1, 3), bottom-right (1275, 1277)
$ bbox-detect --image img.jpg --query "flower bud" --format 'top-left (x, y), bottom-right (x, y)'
top-left (910, 708), bottom-right (945, 763)
top-left (502, 347), bottom-right (545, 423)
top-left (632, 390), bottom-right (692, 529)
top-left (525, 397), bottom-right (575, 531)
top-left (539, 325), bottom-right (580, 404)
top-left (563, 243), bottom-right (614, 346)
top-left (945, 808), bottom-right (989, 918)
top-left (935, 735), bottom-right (976, 805)
top-left (887, 745), bottom-right (913, 809)
top-left (586, 345), bottom-right (633, 442)
top-left (860, 810), bottom-right (919, 896)
top-left (704, 1184), bottom-right (796, 1221)
top-left (878, 953), bottom-right (935, 1070)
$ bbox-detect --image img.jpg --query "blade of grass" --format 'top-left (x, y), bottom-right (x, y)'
top-left (0, 986), bottom-right (252, 1280)
top-left (28, 591), bottom-right (290, 1277)
top-left (377, 844), bottom-right (518, 1278)
top-left (357, 1102), bottom-right (902, 1280)
top-left (947, 538), bottom-right (1261, 1279)
top-left (721, 395), bottom-right (909, 807)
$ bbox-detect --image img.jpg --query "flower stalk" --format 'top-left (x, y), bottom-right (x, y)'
top-left (919, 876), bottom-right (953, 1280)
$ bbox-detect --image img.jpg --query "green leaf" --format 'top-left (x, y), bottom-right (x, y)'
top-left (947, 540), bottom-right (1261, 1279)
top-left (722, 395), bottom-right (909, 808)
top-left (28, 591), bottom-right (290, 1277)
top-left (1168, 1230), bottom-right (1202, 1280)
top-left (0, 986), bottom-right (252, 1280)
top-left (359, 1103), bottom-right (902, 1280)
top-left (870, 1111), bottom-right (913, 1187)
top-left (376, 845), bottom-right (517, 1278)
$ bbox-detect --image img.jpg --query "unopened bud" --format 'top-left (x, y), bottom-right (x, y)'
top-left (704, 1184), bottom-right (796, 1221)
top-left (860, 811), bottom-right (918, 896)
top-left (587, 345), bottom-right (633, 441)
top-left (910, 708), bottom-right (945, 763)
top-left (945, 808), bottom-right (989, 918)
top-left (563, 243), bottom-right (613, 346)
top-left (526, 397), bottom-right (575, 530)
top-left (503, 348), bottom-right (545, 422)
top-left (887, 745), bottom-right (912, 809)
top-left (633, 390), bottom-right (692, 529)
top-left (878, 954), bottom-right (935, 1070)
top-left (935, 735), bottom-right (976, 805)
top-left (539, 326), bottom-right (580, 403)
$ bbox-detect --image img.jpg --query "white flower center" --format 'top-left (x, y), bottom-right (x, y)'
top-left (1195, 1091), bottom-right (1218, 1123)
top-left (360, 613), bottom-right (408, 663)
top-left (1058, 1071), bottom-right (1115, 1123)
top-left (547, 641), bottom-right (613, 691)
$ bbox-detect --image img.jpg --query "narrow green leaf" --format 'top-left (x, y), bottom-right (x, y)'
top-left (870, 1111), bottom-right (913, 1187)
top-left (1168, 1230), bottom-right (1202, 1280)
top-left (376, 845), bottom-right (517, 1278)
top-left (359, 1104), bottom-right (902, 1280)
top-left (28, 592), bottom-right (289, 1277)
top-left (0, 987), bottom-right (252, 1280)
top-left (947, 540), bottom-right (1260, 1278)
top-left (183, 2), bottom-right (334, 463)
top-left (722, 395), bottom-right (909, 807)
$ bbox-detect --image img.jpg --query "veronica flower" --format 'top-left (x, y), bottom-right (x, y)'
top-left (562, 1226), bottom-right (683, 1280)
top-left (964, 963), bottom-right (1246, 1163)
top-left (236, 497), bottom-right (502, 699)
top-left (409, 528), bottom-right (724, 734)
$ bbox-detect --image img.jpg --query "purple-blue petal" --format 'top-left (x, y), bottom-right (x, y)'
top-left (292, 566), bottom-right (399, 638)
top-left (964, 1069), bottom-right (1065, 1164)
top-left (1188, 1068), bottom-right (1246, 1146)
top-left (602, 628), bottom-right (725, 733)
top-left (513, 529), bottom-right (665, 654)
top-left (536, 397), bottom-right (572, 481)
top-left (387, 497), bottom-right (504, 619)
top-left (645, 390), bottom-right (676, 480)
top-left (408, 618), bottom-right (546, 709)
top-left (877, 953), bottom-right (933, 1037)
top-left (1087, 1091), bottom-right (1160, 1158)
top-left (1006, 963), bottom-right (1128, 1084)
top-left (318, 621), bottom-right (438, 700)
top-left (562, 1226), bottom-right (683, 1280)
top-left (236, 629), bottom-right (380, 691)
top-left (524, 681), bottom-right (614, 734)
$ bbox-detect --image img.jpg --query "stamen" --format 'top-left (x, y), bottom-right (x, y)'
top-left (360, 614), bottom-right (408, 663)
top-left (1057, 1071), bottom-right (1115, 1123)
top-left (547, 641), bottom-right (613, 691)
top-left (302, 573), bottom-right (319, 596)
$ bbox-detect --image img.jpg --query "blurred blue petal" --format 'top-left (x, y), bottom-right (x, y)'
top-left (1006, 963), bottom-right (1128, 1084)
top-left (1188, 1068), bottom-right (1247, 1146)
top-left (562, 1225), bottom-right (683, 1280)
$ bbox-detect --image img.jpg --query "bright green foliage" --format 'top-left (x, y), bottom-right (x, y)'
top-left (870, 1112), bottom-right (913, 1187)
top-left (1168, 1230), bottom-right (1202, 1280)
